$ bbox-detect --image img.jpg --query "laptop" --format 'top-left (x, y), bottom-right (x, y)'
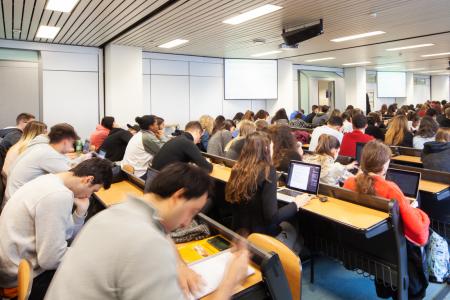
top-left (144, 168), bottom-right (160, 193)
top-left (385, 168), bottom-right (421, 205)
top-left (277, 161), bottom-right (321, 203)
top-left (355, 142), bottom-right (366, 164)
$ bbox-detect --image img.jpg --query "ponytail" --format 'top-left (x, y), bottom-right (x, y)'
top-left (355, 173), bottom-right (376, 195)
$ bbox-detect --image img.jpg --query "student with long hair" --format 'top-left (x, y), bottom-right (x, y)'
top-left (271, 108), bottom-right (289, 125)
top-left (303, 135), bottom-right (357, 186)
top-left (380, 104), bottom-right (388, 116)
top-left (365, 112), bottom-right (385, 141)
top-left (255, 109), bottom-right (269, 121)
top-left (242, 110), bottom-right (255, 122)
top-left (2, 121), bottom-right (47, 177)
top-left (384, 115), bottom-right (413, 147)
top-left (343, 140), bottom-right (430, 298)
top-left (225, 132), bottom-right (311, 250)
top-left (207, 120), bottom-right (235, 157)
top-left (198, 115), bottom-right (214, 151)
top-left (270, 125), bottom-right (303, 173)
top-left (344, 140), bottom-right (429, 245)
top-left (413, 116), bottom-right (438, 149)
top-left (225, 121), bottom-right (256, 160)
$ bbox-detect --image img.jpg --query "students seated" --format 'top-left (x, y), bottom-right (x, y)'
top-left (255, 119), bottom-right (269, 132)
top-left (339, 114), bottom-right (374, 157)
top-left (379, 104), bottom-right (388, 116)
top-left (413, 116), bottom-right (438, 149)
top-left (121, 115), bottom-right (168, 179)
top-left (207, 120), bottom-right (235, 157)
top-left (312, 105), bottom-right (330, 126)
top-left (198, 115), bottom-right (214, 152)
top-left (365, 112), bottom-right (385, 141)
top-left (304, 135), bottom-right (356, 186)
top-left (386, 104), bottom-right (397, 117)
top-left (422, 127), bottom-right (450, 172)
top-left (308, 116), bottom-right (343, 152)
top-left (225, 132), bottom-right (311, 250)
top-left (343, 140), bottom-right (429, 245)
top-left (98, 124), bottom-right (139, 162)
top-left (0, 113), bottom-right (35, 152)
top-left (270, 125), bottom-right (303, 173)
top-left (407, 111), bottom-right (420, 133)
top-left (289, 112), bottom-right (313, 128)
top-left (4, 123), bottom-right (82, 203)
top-left (384, 115), bottom-right (413, 148)
top-left (2, 121), bottom-right (47, 178)
top-left (304, 105), bottom-right (319, 124)
top-left (271, 108), bottom-right (289, 125)
top-left (225, 120), bottom-right (256, 160)
top-left (242, 110), bottom-right (255, 122)
top-left (46, 163), bottom-right (248, 300)
top-left (0, 158), bottom-right (113, 299)
top-left (89, 116), bottom-right (115, 150)
top-left (152, 121), bottom-right (212, 172)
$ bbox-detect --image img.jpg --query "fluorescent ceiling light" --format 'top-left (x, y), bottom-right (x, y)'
top-left (158, 39), bottom-right (189, 49)
top-left (423, 70), bottom-right (445, 73)
top-left (46, 0), bottom-right (79, 12)
top-left (331, 31), bottom-right (385, 42)
top-left (251, 50), bottom-right (282, 57)
top-left (342, 61), bottom-right (371, 66)
top-left (305, 57), bottom-right (336, 62)
top-left (405, 68), bottom-right (425, 71)
top-left (36, 25), bottom-right (60, 39)
top-left (375, 65), bottom-right (399, 69)
top-left (223, 4), bottom-right (282, 25)
top-left (421, 52), bottom-right (450, 57)
top-left (386, 43), bottom-right (434, 51)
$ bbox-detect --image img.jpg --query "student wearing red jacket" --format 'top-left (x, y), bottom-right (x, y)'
top-left (343, 140), bottom-right (429, 246)
top-left (339, 113), bottom-right (374, 158)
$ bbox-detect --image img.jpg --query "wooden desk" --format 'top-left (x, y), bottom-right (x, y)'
top-left (392, 155), bottom-right (422, 164)
top-left (301, 196), bottom-right (389, 230)
top-left (176, 236), bottom-right (262, 300)
top-left (210, 164), bottom-right (231, 182)
top-left (419, 180), bottom-right (449, 194)
top-left (94, 181), bottom-right (143, 207)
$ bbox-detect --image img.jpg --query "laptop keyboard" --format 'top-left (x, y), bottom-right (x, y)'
top-left (278, 189), bottom-right (303, 197)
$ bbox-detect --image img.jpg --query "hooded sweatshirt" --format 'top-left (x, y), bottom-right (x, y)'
top-left (4, 135), bottom-right (70, 203)
top-left (421, 141), bottom-right (450, 173)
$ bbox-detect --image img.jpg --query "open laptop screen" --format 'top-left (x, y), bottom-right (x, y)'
top-left (286, 161), bottom-right (321, 194)
top-left (355, 142), bottom-right (366, 164)
top-left (385, 168), bottom-right (421, 198)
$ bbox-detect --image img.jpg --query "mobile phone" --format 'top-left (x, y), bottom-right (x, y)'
top-left (207, 236), bottom-right (231, 251)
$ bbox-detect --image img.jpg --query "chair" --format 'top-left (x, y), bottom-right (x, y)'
top-left (18, 259), bottom-right (33, 300)
top-left (122, 164), bottom-right (135, 175)
top-left (248, 233), bottom-right (302, 300)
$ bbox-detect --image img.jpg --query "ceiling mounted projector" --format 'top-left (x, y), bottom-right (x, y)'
top-left (281, 19), bottom-right (324, 46)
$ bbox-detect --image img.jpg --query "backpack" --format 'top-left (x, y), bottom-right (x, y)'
top-left (426, 230), bottom-right (450, 283)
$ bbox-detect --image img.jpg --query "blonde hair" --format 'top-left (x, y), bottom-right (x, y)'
top-left (16, 121), bottom-right (47, 154)
top-left (238, 120), bottom-right (256, 138)
top-left (316, 134), bottom-right (341, 157)
top-left (199, 115), bottom-right (214, 135)
top-left (435, 127), bottom-right (450, 142)
top-left (385, 115), bottom-right (409, 146)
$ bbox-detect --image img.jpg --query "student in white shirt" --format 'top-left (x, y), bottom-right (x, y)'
top-left (308, 116), bottom-right (344, 152)
top-left (0, 158), bottom-right (113, 300)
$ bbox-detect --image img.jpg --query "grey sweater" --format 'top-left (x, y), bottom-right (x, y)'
top-left (45, 196), bottom-right (184, 300)
top-left (207, 130), bottom-right (233, 157)
top-left (0, 174), bottom-right (85, 287)
top-left (4, 135), bottom-right (70, 202)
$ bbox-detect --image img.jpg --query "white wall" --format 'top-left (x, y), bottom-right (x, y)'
top-left (345, 67), bottom-right (366, 110)
top-left (105, 44), bottom-right (143, 128)
top-left (414, 76), bottom-right (431, 104)
top-left (142, 52), bottom-right (293, 125)
top-left (0, 40), bottom-right (102, 140)
top-left (431, 75), bottom-right (450, 101)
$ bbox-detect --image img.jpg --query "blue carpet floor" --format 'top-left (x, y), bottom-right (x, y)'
top-left (301, 256), bottom-right (450, 300)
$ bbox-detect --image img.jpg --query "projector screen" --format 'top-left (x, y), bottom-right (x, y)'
top-left (377, 72), bottom-right (406, 98)
top-left (224, 59), bottom-right (278, 100)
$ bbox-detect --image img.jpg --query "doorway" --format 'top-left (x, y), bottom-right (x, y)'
top-left (318, 80), bottom-right (335, 108)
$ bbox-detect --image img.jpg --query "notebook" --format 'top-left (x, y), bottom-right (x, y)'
top-left (187, 250), bottom-right (254, 299)
top-left (277, 160), bottom-right (321, 203)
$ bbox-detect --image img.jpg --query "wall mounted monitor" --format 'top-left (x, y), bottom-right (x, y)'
top-left (224, 59), bottom-right (278, 100)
